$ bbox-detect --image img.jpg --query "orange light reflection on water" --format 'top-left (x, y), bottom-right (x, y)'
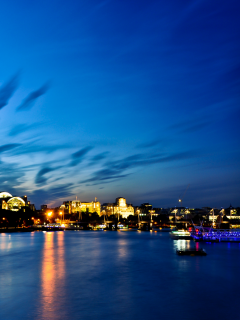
top-left (0, 234), bottom-right (12, 250)
top-left (38, 232), bottom-right (65, 319)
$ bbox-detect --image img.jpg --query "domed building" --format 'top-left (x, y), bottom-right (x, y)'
top-left (0, 192), bottom-right (26, 211)
top-left (0, 192), bottom-right (13, 199)
top-left (7, 197), bottom-right (26, 211)
top-left (101, 197), bottom-right (134, 219)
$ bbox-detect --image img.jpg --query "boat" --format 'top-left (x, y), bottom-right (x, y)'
top-left (118, 224), bottom-right (128, 230)
top-left (191, 227), bottom-right (240, 242)
top-left (176, 248), bottom-right (207, 256)
top-left (64, 222), bottom-right (91, 230)
top-left (190, 211), bottom-right (240, 242)
top-left (170, 229), bottom-right (192, 239)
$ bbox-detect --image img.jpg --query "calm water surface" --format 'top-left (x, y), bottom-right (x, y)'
top-left (0, 230), bottom-right (239, 320)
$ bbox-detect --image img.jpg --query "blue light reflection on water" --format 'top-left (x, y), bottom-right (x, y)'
top-left (0, 231), bottom-right (239, 320)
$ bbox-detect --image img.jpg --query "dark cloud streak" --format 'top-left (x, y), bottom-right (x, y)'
top-left (136, 140), bottom-right (162, 149)
top-left (0, 143), bottom-right (21, 153)
top-left (35, 166), bottom-right (59, 185)
top-left (0, 73), bottom-right (20, 110)
top-left (8, 123), bottom-right (41, 137)
top-left (90, 152), bottom-right (109, 162)
top-left (17, 82), bottom-right (50, 111)
top-left (30, 184), bottom-right (74, 207)
top-left (71, 146), bottom-right (93, 166)
top-left (10, 142), bottom-right (69, 156)
top-left (82, 150), bottom-right (198, 184)
top-left (169, 117), bottom-right (211, 134)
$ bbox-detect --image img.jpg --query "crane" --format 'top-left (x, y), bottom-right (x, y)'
top-left (178, 184), bottom-right (190, 203)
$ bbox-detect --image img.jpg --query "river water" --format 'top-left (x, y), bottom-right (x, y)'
top-left (0, 230), bottom-right (239, 320)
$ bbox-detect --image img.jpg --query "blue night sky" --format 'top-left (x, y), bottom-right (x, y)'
top-left (0, 0), bottom-right (239, 208)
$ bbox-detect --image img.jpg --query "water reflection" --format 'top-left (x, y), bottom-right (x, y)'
top-left (57, 232), bottom-right (65, 279)
top-left (174, 239), bottom-right (191, 251)
top-left (117, 239), bottom-right (128, 258)
top-left (0, 234), bottom-right (12, 251)
top-left (0, 234), bottom-right (13, 295)
top-left (30, 232), bottom-right (35, 246)
top-left (0, 231), bottom-right (239, 320)
top-left (0, 234), bottom-right (6, 251)
top-left (38, 232), bottom-right (66, 319)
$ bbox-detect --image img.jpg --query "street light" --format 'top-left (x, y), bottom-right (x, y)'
top-left (136, 208), bottom-right (140, 228)
top-left (47, 212), bottom-right (52, 224)
top-left (59, 211), bottom-right (62, 222)
top-left (150, 210), bottom-right (154, 229)
top-left (102, 210), bottom-right (106, 224)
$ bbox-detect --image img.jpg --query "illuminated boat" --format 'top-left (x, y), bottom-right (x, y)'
top-left (202, 230), bottom-right (240, 242)
top-left (176, 248), bottom-right (207, 256)
top-left (191, 228), bottom-right (240, 242)
top-left (170, 230), bottom-right (192, 239)
top-left (118, 224), bottom-right (128, 230)
top-left (190, 211), bottom-right (240, 242)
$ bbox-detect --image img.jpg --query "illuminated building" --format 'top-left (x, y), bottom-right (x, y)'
top-left (7, 197), bottom-right (25, 211)
top-left (0, 192), bottom-right (13, 198)
top-left (0, 191), bottom-right (34, 211)
top-left (0, 192), bottom-right (25, 211)
top-left (1, 199), bottom-right (8, 210)
top-left (102, 197), bottom-right (134, 219)
top-left (62, 199), bottom-right (101, 215)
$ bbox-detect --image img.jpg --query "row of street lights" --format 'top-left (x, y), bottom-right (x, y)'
top-left (46, 211), bottom-right (64, 223)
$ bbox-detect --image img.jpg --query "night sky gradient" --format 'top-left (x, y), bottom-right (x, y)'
top-left (0, 0), bottom-right (239, 208)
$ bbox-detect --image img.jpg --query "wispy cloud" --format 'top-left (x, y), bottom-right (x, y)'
top-left (180, 120), bottom-right (211, 134)
top-left (0, 73), bottom-right (20, 110)
top-left (169, 117), bottom-right (211, 134)
top-left (8, 123), bottom-right (41, 137)
top-left (136, 140), bottom-right (162, 149)
top-left (88, 151), bottom-right (109, 165)
top-left (82, 168), bottom-right (129, 184)
top-left (0, 143), bottom-right (21, 153)
top-left (30, 183), bottom-right (74, 207)
top-left (0, 159), bottom-right (25, 192)
top-left (35, 166), bottom-right (59, 185)
top-left (70, 146), bottom-right (93, 166)
top-left (10, 142), bottom-right (69, 156)
top-left (17, 82), bottom-right (50, 111)
top-left (82, 150), bottom-right (198, 184)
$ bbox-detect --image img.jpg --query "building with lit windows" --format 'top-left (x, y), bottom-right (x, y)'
top-left (102, 197), bottom-right (134, 219)
top-left (0, 191), bottom-right (26, 211)
top-left (61, 199), bottom-right (101, 215)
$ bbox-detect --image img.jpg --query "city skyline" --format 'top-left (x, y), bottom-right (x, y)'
top-left (0, 0), bottom-right (239, 208)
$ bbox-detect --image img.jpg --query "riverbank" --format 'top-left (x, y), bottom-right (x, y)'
top-left (0, 226), bottom-right (65, 233)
